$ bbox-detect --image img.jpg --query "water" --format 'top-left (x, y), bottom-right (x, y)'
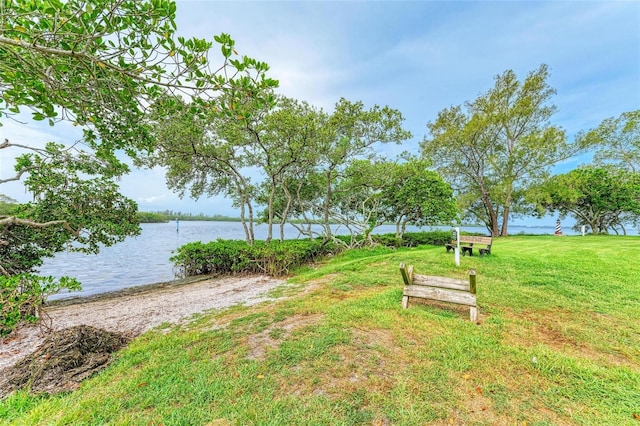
top-left (37, 220), bottom-right (606, 300)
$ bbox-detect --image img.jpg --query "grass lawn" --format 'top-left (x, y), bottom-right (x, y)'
top-left (1, 235), bottom-right (639, 425)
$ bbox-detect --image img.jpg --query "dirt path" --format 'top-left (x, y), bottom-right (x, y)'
top-left (0, 275), bottom-right (286, 377)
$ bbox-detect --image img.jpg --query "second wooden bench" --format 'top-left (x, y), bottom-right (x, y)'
top-left (400, 263), bottom-right (478, 321)
top-left (445, 235), bottom-right (493, 257)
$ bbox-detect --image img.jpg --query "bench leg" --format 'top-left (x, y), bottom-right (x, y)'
top-left (470, 306), bottom-right (478, 322)
top-left (402, 295), bottom-right (409, 309)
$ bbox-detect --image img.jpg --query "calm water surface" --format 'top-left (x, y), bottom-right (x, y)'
top-left (40, 221), bottom-right (583, 300)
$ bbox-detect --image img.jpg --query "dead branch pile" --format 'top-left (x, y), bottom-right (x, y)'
top-left (1, 325), bottom-right (130, 397)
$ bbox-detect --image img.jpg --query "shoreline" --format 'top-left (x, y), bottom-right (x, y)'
top-left (47, 274), bottom-right (216, 307)
top-left (1, 274), bottom-right (287, 386)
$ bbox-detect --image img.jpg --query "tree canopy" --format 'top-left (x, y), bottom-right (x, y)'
top-left (528, 166), bottom-right (640, 235)
top-left (0, 0), bottom-right (276, 152)
top-left (0, 0), bottom-right (276, 333)
top-left (1, 0), bottom-right (276, 273)
top-left (421, 64), bottom-right (587, 236)
top-left (579, 109), bottom-right (640, 173)
top-left (149, 96), bottom-right (412, 245)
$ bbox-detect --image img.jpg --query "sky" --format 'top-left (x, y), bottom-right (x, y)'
top-left (1, 0), bottom-right (639, 224)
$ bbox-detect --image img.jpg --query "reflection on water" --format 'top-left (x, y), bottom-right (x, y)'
top-left (40, 221), bottom-right (578, 299)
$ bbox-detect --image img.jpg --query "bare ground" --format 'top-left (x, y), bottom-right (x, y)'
top-left (0, 274), bottom-right (286, 387)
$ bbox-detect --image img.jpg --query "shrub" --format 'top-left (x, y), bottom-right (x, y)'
top-left (170, 231), bottom-right (455, 280)
top-left (0, 274), bottom-right (81, 336)
top-left (171, 238), bottom-right (337, 278)
top-left (372, 230), bottom-right (452, 247)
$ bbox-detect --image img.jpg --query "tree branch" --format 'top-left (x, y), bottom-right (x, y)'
top-left (0, 216), bottom-right (80, 236)
top-left (0, 35), bottom-right (227, 94)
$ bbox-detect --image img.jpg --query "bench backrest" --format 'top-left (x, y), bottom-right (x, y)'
top-left (458, 236), bottom-right (492, 245)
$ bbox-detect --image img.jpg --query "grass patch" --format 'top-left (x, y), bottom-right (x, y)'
top-left (2, 235), bottom-right (639, 425)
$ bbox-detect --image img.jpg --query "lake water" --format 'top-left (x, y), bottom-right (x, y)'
top-left (37, 220), bottom-right (603, 300)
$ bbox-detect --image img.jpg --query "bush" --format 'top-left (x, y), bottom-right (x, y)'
top-left (372, 230), bottom-right (453, 247)
top-left (170, 231), bottom-right (454, 280)
top-left (171, 238), bottom-right (338, 278)
top-left (0, 274), bottom-right (81, 336)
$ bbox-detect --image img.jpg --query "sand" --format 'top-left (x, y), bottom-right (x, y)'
top-left (0, 275), bottom-right (286, 378)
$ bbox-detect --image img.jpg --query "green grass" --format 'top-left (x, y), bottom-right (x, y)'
top-left (2, 235), bottom-right (639, 425)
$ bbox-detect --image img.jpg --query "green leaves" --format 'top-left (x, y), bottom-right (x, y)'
top-left (0, 1), bottom-right (278, 152)
top-left (1, 142), bottom-right (140, 277)
top-left (528, 166), bottom-right (640, 234)
top-left (1, 274), bottom-right (81, 336)
top-left (581, 109), bottom-right (640, 173)
top-left (422, 64), bottom-right (581, 236)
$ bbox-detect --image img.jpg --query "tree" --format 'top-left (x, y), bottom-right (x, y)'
top-left (330, 159), bottom-right (394, 245)
top-left (579, 109), bottom-right (640, 172)
top-left (0, 0), bottom-right (275, 331)
top-left (1, 0), bottom-right (275, 264)
top-left (0, 141), bottom-right (135, 334)
top-left (146, 98), bottom-right (262, 244)
top-left (421, 65), bottom-right (585, 236)
top-left (150, 97), bottom-right (410, 245)
top-left (528, 166), bottom-right (640, 235)
top-left (330, 158), bottom-right (458, 244)
top-left (380, 159), bottom-right (458, 239)
top-left (0, 0), bottom-right (276, 151)
top-left (1, 142), bottom-right (139, 275)
top-left (252, 97), bottom-right (322, 242)
top-left (315, 99), bottom-right (412, 239)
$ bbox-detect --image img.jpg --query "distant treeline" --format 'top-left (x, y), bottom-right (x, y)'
top-left (136, 210), bottom-right (241, 223)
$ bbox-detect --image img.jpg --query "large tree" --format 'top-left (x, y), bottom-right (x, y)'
top-left (252, 97), bottom-right (322, 242)
top-left (146, 97), bottom-right (264, 244)
top-left (0, 0), bottom-right (275, 331)
top-left (331, 158), bottom-right (458, 244)
top-left (421, 65), bottom-right (585, 236)
top-left (1, 0), bottom-right (275, 265)
top-left (0, 0), bottom-right (275, 150)
top-left (528, 166), bottom-right (640, 235)
top-left (149, 97), bottom-right (410, 244)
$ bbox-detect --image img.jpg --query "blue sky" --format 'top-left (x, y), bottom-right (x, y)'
top-left (1, 0), bottom-right (639, 223)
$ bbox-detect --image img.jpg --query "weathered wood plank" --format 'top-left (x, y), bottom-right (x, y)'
top-left (459, 236), bottom-right (492, 244)
top-left (399, 263), bottom-right (414, 285)
top-left (402, 295), bottom-right (409, 309)
top-left (470, 306), bottom-right (478, 322)
top-left (403, 285), bottom-right (477, 306)
top-left (469, 269), bottom-right (477, 294)
top-left (413, 275), bottom-right (469, 291)
top-left (399, 264), bottom-right (479, 321)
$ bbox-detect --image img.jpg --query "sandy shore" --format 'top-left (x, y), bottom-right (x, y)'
top-left (0, 275), bottom-right (286, 377)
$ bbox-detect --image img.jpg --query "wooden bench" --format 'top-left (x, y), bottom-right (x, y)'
top-left (445, 235), bottom-right (493, 257)
top-left (400, 263), bottom-right (478, 321)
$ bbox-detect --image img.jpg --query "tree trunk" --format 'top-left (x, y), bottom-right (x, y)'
top-left (323, 169), bottom-right (334, 239)
top-left (239, 203), bottom-right (251, 244)
top-left (482, 195), bottom-right (500, 237)
top-left (266, 187), bottom-right (274, 243)
top-left (477, 176), bottom-right (500, 237)
top-left (246, 197), bottom-right (255, 244)
top-left (500, 204), bottom-right (510, 237)
top-left (279, 185), bottom-right (293, 242)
